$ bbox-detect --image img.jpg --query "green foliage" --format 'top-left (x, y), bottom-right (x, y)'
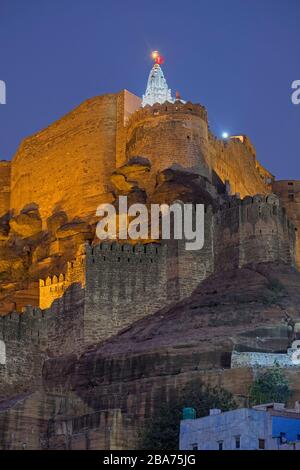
top-left (139, 380), bottom-right (236, 450)
top-left (268, 278), bottom-right (284, 293)
top-left (249, 364), bottom-right (292, 406)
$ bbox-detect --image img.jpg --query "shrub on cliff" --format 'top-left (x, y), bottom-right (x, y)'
top-left (139, 380), bottom-right (236, 450)
top-left (249, 364), bottom-right (292, 406)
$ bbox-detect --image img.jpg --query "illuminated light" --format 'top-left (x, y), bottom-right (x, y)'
top-left (222, 132), bottom-right (229, 139)
top-left (156, 55), bottom-right (165, 65)
top-left (151, 50), bottom-right (165, 65)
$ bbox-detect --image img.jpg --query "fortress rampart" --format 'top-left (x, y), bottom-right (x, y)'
top-left (273, 180), bottom-right (300, 268)
top-left (214, 194), bottom-right (296, 271)
top-left (9, 90), bottom-right (140, 223)
top-left (0, 193), bottom-right (297, 394)
top-left (210, 134), bottom-right (273, 198)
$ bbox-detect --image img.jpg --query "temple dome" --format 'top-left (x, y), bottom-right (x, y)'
top-left (142, 63), bottom-right (174, 107)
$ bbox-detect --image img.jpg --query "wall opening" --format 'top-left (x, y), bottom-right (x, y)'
top-left (0, 340), bottom-right (6, 365)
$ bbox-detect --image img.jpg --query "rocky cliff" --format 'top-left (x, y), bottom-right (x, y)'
top-left (1, 261), bottom-right (300, 449)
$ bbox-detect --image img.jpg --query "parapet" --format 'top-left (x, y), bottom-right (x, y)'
top-left (87, 241), bottom-right (166, 264)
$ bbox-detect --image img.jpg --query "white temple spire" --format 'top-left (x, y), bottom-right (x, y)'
top-left (142, 51), bottom-right (174, 107)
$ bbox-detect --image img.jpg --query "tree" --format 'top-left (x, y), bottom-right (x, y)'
top-left (139, 380), bottom-right (236, 450)
top-left (249, 364), bottom-right (292, 406)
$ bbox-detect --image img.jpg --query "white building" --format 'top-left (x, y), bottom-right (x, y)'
top-left (142, 62), bottom-right (174, 107)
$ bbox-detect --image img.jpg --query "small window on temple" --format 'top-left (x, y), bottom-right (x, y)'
top-left (289, 194), bottom-right (295, 201)
top-left (258, 439), bottom-right (265, 449)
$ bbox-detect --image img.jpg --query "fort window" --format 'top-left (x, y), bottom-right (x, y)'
top-left (288, 194), bottom-right (295, 201)
top-left (235, 436), bottom-right (241, 449)
top-left (288, 182), bottom-right (294, 186)
top-left (218, 441), bottom-right (223, 451)
top-left (0, 340), bottom-right (6, 365)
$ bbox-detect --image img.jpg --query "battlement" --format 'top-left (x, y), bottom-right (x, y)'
top-left (88, 241), bottom-right (165, 260)
top-left (39, 274), bottom-right (66, 287)
top-left (39, 247), bottom-right (86, 309)
top-left (210, 132), bottom-right (257, 157)
top-left (126, 100), bottom-right (208, 128)
top-left (0, 305), bottom-right (48, 344)
top-left (217, 194), bottom-right (280, 210)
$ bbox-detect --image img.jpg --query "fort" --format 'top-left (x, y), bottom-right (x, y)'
top-left (0, 56), bottom-right (300, 449)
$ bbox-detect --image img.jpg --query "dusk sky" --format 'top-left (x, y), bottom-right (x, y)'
top-left (0, 0), bottom-right (299, 179)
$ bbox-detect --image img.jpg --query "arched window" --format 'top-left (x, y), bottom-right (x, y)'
top-left (0, 340), bottom-right (6, 365)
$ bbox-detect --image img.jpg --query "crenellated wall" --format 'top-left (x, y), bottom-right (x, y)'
top-left (84, 242), bottom-right (169, 343)
top-left (39, 247), bottom-right (86, 309)
top-left (214, 194), bottom-right (296, 272)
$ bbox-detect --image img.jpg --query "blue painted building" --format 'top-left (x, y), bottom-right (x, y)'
top-left (180, 403), bottom-right (300, 450)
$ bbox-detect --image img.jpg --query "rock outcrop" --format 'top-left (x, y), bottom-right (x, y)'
top-left (1, 262), bottom-right (300, 449)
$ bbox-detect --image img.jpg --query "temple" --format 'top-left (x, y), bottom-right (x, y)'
top-left (142, 51), bottom-right (174, 106)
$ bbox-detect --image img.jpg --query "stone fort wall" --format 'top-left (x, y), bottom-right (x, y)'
top-left (10, 90), bottom-right (141, 224)
top-left (214, 194), bottom-right (296, 272)
top-left (273, 180), bottom-right (300, 268)
top-left (5, 91), bottom-right (285, 235)
top-left (126, 101), bottom-right (211, 180)
top-left (210, 134), bottom-right (273, 199)
top-left (0, 195), bottom-right (296, 394)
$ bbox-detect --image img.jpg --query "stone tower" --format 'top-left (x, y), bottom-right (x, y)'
top-left (127, 52), bottom-right (211, 179)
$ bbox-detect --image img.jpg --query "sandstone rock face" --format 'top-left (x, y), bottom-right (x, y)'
top-left (46, 211), bottom-right (68, 236)
top-left (9, 212), bottom-right (42, 238)
top-left (56, 221), bottom-right (91, 240)
top-left (1, 262), bottom-right (300, 449)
